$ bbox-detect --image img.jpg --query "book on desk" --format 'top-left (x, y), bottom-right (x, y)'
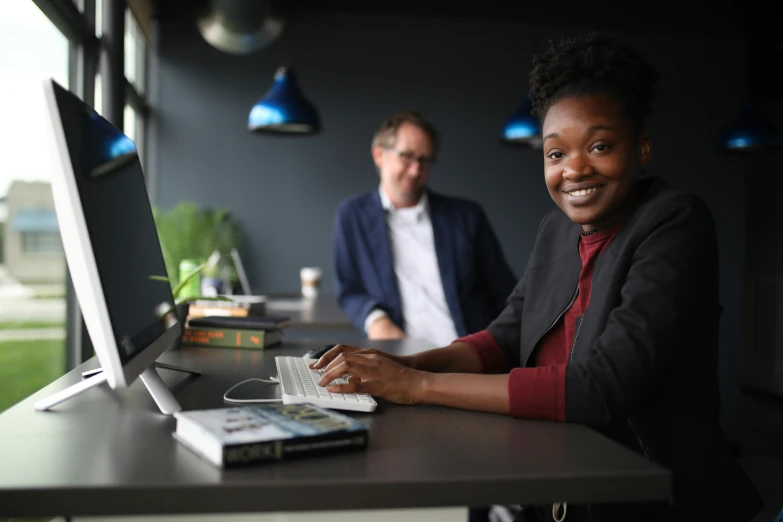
top-left (187, 298), bottom-right (267, 318)
top-left (181, 326), bottom-right (283, 348)
top-left (182, 315), bottom-right (291, 349)
top-left (173, 403), bottom-right (369, 468)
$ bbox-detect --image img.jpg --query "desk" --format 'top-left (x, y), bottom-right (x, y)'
top-left (0, 338), bottom-right (670, 520)
top-left (265, 294), bottom-right (356, 333)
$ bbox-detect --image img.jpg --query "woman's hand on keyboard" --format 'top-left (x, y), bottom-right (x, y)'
top-left (312, 349), bottom-right (425, 405)
top-left (310, 344), bottom-right (413, 370)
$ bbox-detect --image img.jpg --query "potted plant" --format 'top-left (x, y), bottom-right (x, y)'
top-left (152, 202), bottom-right (243, 294)
top-left (150, 251), bottom-right (229, 322)
top-left (149, 252), bottom-right (232, 351)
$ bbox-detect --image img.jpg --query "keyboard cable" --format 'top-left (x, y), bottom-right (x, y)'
top-left (223, 376), bottom-right (283, 404)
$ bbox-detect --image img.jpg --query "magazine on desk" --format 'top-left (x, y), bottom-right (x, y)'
top-left (173, 403), bottom-right (369, 468)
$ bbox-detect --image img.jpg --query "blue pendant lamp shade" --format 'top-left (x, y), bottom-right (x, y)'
top-left (720, 99), bottom-right (780, 152)
top-left (248, 67), bottom-right (320, 134)
top-left (502, 93), bottom-right (542, 148)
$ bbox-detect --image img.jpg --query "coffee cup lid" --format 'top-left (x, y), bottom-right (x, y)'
top-left (300, 267), bottom-right (322, 278)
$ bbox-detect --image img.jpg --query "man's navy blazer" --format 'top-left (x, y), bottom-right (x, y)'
top-left (333, 190), bottom-right (517, 337)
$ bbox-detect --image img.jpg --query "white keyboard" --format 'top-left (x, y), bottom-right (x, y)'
top-left (275, 356), bottom-right (377, 413)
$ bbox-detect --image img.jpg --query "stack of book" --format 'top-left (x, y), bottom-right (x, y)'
top-left (187, 297), bottom-right (266, 319)
top-left (182, 314), bottom-right (290, 349)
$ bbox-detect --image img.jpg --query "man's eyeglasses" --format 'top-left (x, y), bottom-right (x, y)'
top-left (386, 148), bottom-right (436, 168)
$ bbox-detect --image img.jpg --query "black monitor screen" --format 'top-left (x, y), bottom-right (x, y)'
top-left (53, 82), bottom-right (175, 363)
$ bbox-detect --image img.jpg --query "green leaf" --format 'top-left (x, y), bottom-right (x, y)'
top-left (152, 202), bottom-right (243, 287)
top-left (174, 295), bottom-right (232, 306)
top-left (171, 261), bottom-right (207, 298)
top-left (149, 275), bottom-right (170, 282)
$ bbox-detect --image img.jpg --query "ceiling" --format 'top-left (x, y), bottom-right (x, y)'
top-left (165, 1), bottom-right (780, 43)
top-left (287, 1), bottom-right (753, 39)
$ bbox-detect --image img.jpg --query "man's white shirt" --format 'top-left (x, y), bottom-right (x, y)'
top-left (363, 187), bottom-right (459, 347)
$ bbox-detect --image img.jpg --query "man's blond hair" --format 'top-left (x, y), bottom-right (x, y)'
top-left (371, 110), bottom-right (440, 154)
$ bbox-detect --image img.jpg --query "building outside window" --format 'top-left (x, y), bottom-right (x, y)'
top-left (0, 0), bottom-right (71, 412)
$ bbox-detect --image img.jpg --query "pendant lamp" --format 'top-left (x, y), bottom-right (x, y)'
top-left (248, 67), bottom-right (319, 134)
top-left (719, 35), bottom-right (780, 153)
top-left (502, 94), bottom-right (542, 148)
top-left (719, 98), bottom-right (780, 153)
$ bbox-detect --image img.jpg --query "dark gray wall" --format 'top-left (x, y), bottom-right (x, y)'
top-left (152, 8), bottom-right (746, 439)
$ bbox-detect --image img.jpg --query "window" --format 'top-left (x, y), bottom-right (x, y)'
top-left (0, 0), bottom-right (70, 412)
top-left (95, 83), bottom-right (143, 161)
top-left (125, 6), bottom-right (148, 171)
top-left (95, 13), bottom-right (147, 165)
top-left (0, 0), bottom-right (149, 417)
top-left (96, 0), bottom-right (102, 37)
top-left (125, 103), bottom-right (138, 142)
top-left (95, 71), bottom-right (103, 115)
top-left (125, 7), bottom-right (146, 95)
top-left (22, 231), bottom-right (63, 254)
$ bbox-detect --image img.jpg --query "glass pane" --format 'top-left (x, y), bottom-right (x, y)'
top-left (126, 105), bottom-right (145, 168)
top-left (136, 29), bottom-right (147, 94)
top-left (124, 104), bottom-right (137, 143)
top-left (95, 72), bottom-right (103, 116)
top-left (96, 0), bottom-right (102, 37)
top-left (0, 0), bottom-right (70, 413)
top-left (124, 8), bottom-right (145, 95)
top-left (124, 9), bottom-right (135, 85)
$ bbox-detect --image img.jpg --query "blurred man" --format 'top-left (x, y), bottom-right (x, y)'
top-left (333, 110), bottom-right (516, 346)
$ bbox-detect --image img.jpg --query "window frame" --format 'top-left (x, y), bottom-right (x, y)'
top-left (31, 0), bottom-right (150, 370)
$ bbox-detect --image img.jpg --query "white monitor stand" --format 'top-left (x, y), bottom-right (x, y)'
top-left (34, 362), bottom-right (200, 415)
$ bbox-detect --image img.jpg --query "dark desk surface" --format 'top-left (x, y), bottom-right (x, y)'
top-left (0, 338), bottom-right (670, 518)
top-left (265, 294), bottom-right (355, 331)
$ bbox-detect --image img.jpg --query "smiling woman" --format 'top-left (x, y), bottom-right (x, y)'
top-left (312, 32), bottom-right (764, 522)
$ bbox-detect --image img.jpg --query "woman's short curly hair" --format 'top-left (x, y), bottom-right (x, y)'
top-left (529, 32), bottom-right (661, 134)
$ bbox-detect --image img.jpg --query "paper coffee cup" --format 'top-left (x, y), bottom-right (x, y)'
top-left (300, 267), bottom-right (322, 298)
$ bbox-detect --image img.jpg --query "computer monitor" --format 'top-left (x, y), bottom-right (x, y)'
top-left (34, 79), bottom-right (197, 415)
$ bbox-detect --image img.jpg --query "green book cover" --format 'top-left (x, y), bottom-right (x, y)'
top-left (182, 326), bottom-right (282, 349)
